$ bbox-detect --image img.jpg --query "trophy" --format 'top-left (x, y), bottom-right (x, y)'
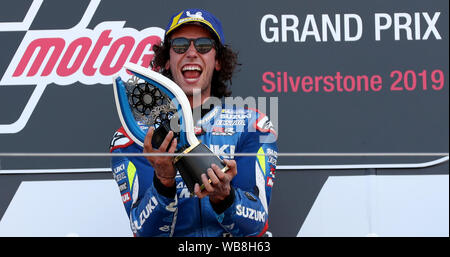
top-left (113, 63), bottom-right (228, 193)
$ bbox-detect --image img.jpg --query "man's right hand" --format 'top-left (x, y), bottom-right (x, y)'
top-left (143, 127), bottom-right (178, 187)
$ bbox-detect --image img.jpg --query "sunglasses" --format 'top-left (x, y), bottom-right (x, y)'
top-left (170, 37), bottom-right (216, 54)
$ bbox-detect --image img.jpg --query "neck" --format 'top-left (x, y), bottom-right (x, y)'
top-left (188, 87), bottom-right (211, 109)
top-left (190, 93), bottom-right (223, 124)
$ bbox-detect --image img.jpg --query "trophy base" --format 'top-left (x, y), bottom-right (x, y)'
top-left (174, 142), bottom-right (229, 194)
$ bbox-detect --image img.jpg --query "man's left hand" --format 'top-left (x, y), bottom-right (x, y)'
top-left (194, 159), bottom-right (237, 204)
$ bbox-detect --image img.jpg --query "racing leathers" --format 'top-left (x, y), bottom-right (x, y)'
top-left (110, 105), bottom-right (278, 237)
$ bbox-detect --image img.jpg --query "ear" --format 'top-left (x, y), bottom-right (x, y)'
top-left (215, 59), bottom-right (221, 71)
top-left (165, 60), bottom-right (170, 71)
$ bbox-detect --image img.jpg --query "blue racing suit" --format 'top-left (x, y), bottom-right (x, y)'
top-left (110, 105), bottom-right (278, 237)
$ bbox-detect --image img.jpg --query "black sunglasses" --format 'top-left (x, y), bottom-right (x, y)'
top-left (170, 37), bottom-right (216, 54)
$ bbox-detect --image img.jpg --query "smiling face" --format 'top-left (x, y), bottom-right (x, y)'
top-left (165, 24), bottom-right (221, 106)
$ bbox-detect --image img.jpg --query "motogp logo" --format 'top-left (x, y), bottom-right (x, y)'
top-left (0, 0), bottom-right (164, 134)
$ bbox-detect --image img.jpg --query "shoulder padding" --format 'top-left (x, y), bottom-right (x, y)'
top-left (110, 127), bottom-right (134, 152)
top-left (246, 108), bottom-right (277, 136)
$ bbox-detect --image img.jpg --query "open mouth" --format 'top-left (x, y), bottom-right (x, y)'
top-left (181, 64), bottom-right (202, 82)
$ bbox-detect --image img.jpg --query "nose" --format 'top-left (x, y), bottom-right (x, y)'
top-left (185, 42), bottom-right (198, 57)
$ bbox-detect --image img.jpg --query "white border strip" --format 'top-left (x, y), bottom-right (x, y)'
top-left (0, 168), bottom-right (111, 175)
top-left (0, 152), bottom-right (448, 157)
top-left (277, 156), bottom-right (449, 170)
top-left (0, 156), bottom-right (448, 175)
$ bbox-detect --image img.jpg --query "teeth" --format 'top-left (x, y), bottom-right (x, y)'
top-left (182, 65), bottom-right (202, 72)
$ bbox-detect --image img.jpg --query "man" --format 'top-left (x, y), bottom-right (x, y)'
top-left (110, 8), bottom-right (278, 237)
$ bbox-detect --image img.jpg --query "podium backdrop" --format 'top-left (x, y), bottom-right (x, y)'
top-left (0, 0), bottom-right (448, 236)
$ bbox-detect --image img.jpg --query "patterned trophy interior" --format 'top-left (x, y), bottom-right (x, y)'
top-left (125, 75), bottom-right (178, 130)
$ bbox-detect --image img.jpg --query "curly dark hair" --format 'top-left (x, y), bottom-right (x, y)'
top-left (151, 31), bottom-right (239, 98)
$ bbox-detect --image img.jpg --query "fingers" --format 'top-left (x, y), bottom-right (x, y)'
top-left (222, 159), bottom-right (235, 169)
top-left (143, 127), bottom-right (155, 153)
top-left (201, 173), bottom-right (214, 192)
top-left (168, 137), bottom-right (177, 153)
top-left (205, 161), bottom-right (235, 187)
top-left (207, 168), bottom-right (220, 185)
top-left (194, 183), bottom-right (207, 199)
top-left (211, 163), bottom-right (226, 181)
top-left (193, 160), bottom-right (239, 199)
top-left (222, 159), bottom-right (237, 177)
top-left (202, 163), bottom-right (229, 190)
top-left (144, 126), bottom-right (176, 152)
top-left (158, 131), bottom-right (174, 152)
top-left (194, 183), bottom-right (200, 196)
